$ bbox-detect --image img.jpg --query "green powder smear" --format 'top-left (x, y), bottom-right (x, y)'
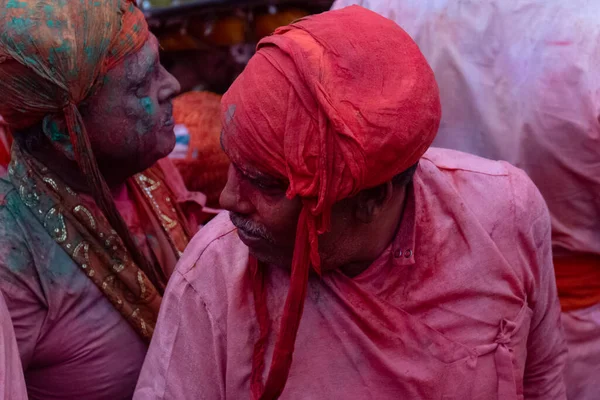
top-left (140, 97), bottom-right (155, 115)
top-left (6, 0), bottom-right (27, 8)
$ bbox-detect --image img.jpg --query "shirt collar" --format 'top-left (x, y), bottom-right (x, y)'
top-left (391, 181), bottom-right (417, 266)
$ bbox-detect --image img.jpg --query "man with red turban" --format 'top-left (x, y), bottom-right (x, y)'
top-left (136, 6), bottom-right (566, 399)
top-left (0, 1), bottom-right (208, 398)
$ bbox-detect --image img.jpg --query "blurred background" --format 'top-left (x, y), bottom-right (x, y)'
top-left (141, 0), bottom-right (332, 93)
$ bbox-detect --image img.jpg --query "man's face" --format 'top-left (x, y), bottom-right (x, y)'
top-left (219, 159), bottom-right (362, 270)
top-left (220, 162), bottom-right (302, 266)
top-left (80, 34), bottom-right (180, 182)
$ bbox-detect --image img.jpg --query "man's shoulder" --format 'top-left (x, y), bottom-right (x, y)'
top-left (422, 147), bottom-right (509, 176)
top-left (421, 147), bottom-right (537, 190)
top-left (175, 212), bottom-right (249, 285)
top-left (420, 147), bottom-right (547, 223)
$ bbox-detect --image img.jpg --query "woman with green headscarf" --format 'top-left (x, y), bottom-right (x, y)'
top-left (0, 1), bottom-right (206, 398)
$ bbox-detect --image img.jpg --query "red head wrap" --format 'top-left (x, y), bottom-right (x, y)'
top-left (221, 6), bottom-right (440, 399)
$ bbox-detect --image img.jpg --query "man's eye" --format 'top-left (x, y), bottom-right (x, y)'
top-left (248, 178), bottom-right (285, 193)
top-left (250, 179), bottom-right (277, 190)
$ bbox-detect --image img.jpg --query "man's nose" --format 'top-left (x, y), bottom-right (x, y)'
top-left (220, 165), bottom-right (255, 215)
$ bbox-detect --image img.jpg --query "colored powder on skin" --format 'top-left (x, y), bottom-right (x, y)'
top-left (140, 97), bottom-right (155, 115)
top-left (103, 76), bottom-right (119, 114)
top-left (47, 120), bottom-right (64, 142)
top-left (136, 120), bottom-right (148, 135)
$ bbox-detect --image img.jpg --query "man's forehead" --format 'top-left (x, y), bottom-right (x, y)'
top-left (221, 134), bottom-right (270, 179)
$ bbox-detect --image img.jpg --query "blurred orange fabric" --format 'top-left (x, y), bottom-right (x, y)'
top-left (172, 91), bottom-right (229, 208)
top-left (555, 254), bottom-right (600, 312)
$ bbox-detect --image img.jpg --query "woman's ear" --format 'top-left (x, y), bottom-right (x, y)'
top-left (42, 114), bottom-right (74, 160)
top-left (354, 181), bottom-right (394, 223)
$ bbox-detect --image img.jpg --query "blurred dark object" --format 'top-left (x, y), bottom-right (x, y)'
top-left (255, 8), bottom-right (308, 38)
top-left (144, 0), bottom-right (332, 94)
top-left (161, 48), bottom-right (242, 93)
top-left (140, 0), bottom-right (331, 20)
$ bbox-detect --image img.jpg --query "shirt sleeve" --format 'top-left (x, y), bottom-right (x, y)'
top-left (512, 170), bottom-right (567, 400)
top-left (134, 270), bottom-right (226, 400)
top-left (0, 206), bottom-right (46, 370)
top-left (0, 293), bottom-right (27, 400)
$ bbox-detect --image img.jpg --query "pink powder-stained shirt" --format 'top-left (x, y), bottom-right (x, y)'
top-left (0, 292), bottom-right (26, 400)
top-left (135, 148), bottom-right (567, 400)
top-left (0, 158), bottom-right (205, 400)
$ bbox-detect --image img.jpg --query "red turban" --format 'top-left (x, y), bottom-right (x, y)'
top-left (221, 5), bottom-right (440, 399)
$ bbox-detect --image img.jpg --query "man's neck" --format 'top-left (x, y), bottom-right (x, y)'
top-left (339, 186), bottom-right (409, 278)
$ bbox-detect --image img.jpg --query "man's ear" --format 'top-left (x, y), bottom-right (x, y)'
top-left (42, 114), bottom-right (75, 160)
top-left (355, 181), bottom-right (394, 223)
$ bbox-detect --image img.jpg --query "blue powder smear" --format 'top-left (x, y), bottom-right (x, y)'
top-left (139, 97), bottom-right (155, 115)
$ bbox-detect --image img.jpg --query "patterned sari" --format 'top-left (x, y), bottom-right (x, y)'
top-left (8, 145), bottom-right (191, 341)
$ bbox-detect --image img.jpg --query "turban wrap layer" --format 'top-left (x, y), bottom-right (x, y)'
top-left (0, 1), bottom-right (163, 288)
top-left (221, 6), bottom-right (441, 399)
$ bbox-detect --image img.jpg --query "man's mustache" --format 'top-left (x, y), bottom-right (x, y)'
top-left (229, 212), bottom-right (275, 243)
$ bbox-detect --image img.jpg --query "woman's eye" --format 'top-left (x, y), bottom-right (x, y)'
top-left (251, 179), bottom-right (274, 190)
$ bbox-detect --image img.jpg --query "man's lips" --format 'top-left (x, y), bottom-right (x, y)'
top-left (229, 213), bottom-right (273, 244)
top-left (163, 115), bottom-right (174, 126)
top-left (236, 226), bottom-right (265, 243)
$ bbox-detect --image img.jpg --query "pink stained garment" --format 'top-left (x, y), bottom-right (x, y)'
top-left (0, 178), bottom-right (147, 400)
top-left (561, 303), bottom-right (600, 400)
top-left (0, 159), bottom-right (205, 399)
top-left (0, 291), bottom-right (26, 400)
top-left (135, 148), bottom-right (567, 400)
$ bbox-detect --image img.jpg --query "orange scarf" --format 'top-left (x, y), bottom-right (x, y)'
top-left (8, 145), bottom-right (191, 341)
top-left (555, 253), bottom-right (600, 312)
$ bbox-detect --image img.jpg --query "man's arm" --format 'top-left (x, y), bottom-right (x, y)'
top-left (0, 206), bottom-right (45, 371)
top-left (513, 171), bottom-right (567, 399)
top-left (0, 293), bottom-right (27, 400)
top-left (134, 270), bottom-right (225, 400)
